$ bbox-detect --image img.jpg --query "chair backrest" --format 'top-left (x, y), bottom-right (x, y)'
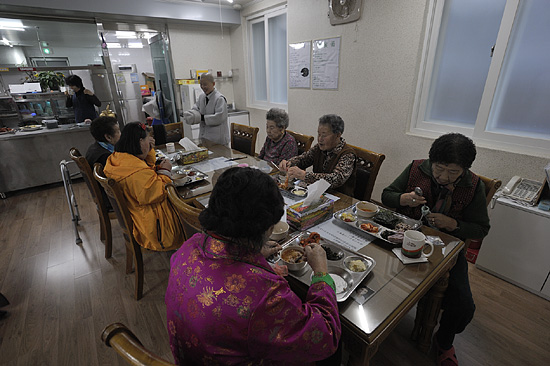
top-left (286, 130), bottom-right (314, 156)
top-left (93, 164), bottom-right (135, 242)
top-left (166, 183), bottom-right (203, 240)
top-left (69, 147), bottom-right (108, 212)
top-left (478, 174), bottom-right (502, 206)
top-left (348, 144), bottom-right (386, 202)
top-left (101, 323), bottom-right (176, 366)
top-left (230, 123), bottom-right (259, 156)
top-left (164, 122), bottom-right (184, 143)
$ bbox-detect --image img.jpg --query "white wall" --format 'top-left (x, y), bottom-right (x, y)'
top-left (169, 23), bottom-right (235, 106)
top-left (231, 0), bottom-right (549, 201)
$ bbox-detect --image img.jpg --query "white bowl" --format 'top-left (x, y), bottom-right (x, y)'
top-left (270, 221), bottom-right (289, 241)
top-left (355, 201), bottom-right (379, 218)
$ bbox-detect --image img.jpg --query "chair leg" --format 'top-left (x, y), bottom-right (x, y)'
top-left (98, 213), bottom-right (113, 259)
top-left (133, 246), bottom-right (144, 300)
top-left (125, 242), bottom-right (133, 274)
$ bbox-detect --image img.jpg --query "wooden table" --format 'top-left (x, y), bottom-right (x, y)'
top-left (162, 140), bottom-right (464, 366)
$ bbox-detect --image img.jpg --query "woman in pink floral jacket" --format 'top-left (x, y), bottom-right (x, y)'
top-left (165, 167), bottom-right (341, 365)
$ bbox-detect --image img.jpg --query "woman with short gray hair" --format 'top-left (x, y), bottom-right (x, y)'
top-left (258, 108), bottom-right (298, 165)
top-left (279, 114), bottom-right (356, 195)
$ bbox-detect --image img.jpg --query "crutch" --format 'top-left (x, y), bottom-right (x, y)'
top-left (60, 160), bottom-right (82, 244)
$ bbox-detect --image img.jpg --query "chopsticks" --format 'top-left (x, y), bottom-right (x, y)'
top-left (225, 156), bottom-right (247, 162)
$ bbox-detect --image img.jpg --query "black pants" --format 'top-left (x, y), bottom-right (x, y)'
top-left (436, 250), bottom-right (475, 350)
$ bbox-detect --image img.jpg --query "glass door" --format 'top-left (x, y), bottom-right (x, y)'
top-left (149, 33), bottom-right (177, 124)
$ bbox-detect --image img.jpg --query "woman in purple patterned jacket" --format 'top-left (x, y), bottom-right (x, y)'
top-left (165, 167), bottom-right (341, 366)
top-left (258, 108), bottom-right (298, 165)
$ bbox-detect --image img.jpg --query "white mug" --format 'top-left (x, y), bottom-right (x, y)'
top-left (401, 230), bottom-right (434, 258)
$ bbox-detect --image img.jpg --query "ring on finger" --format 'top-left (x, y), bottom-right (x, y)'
top-left (412, 198), bottom-right (416, 203)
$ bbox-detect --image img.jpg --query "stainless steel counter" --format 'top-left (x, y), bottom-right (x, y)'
top-left (0, 124), bottom-right (94, 194)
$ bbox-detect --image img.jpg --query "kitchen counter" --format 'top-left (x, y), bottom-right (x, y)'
top-left (0, 124), bottom-right (94, 194)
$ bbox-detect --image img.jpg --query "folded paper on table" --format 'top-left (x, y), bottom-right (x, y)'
top-left (178, 137), bottom-right (200, 151)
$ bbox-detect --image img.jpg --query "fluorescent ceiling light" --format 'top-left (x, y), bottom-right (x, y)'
top-left (128, 42), bottom-right (143, 49)
top-left (0, 26), bottom-right (25, 31)
top-left (116, 31), bottom-right (137, 39)
top-left (227, 0), bottom-right (234, 3)
top-left (107, 42), bottom-right (122, 48)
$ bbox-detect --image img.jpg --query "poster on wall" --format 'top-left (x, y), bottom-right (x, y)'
top-left (312, 37), bottom-right (341, 90)
top-left (289, 41), bottom-right (311, 89)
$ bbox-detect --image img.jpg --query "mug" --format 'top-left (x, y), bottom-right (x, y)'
top-left (166, 142), bottom-right (175, 153)
top-left (401, 230), bottom-right (434, 258)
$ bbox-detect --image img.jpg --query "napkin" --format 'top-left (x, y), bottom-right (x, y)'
top-left (182, 110), bottom-right (201, 125)
top-left (303, 179), bottom-right (331, 207)
top-left (392, 248), bottom-right (428, 264)
top-left (178, 137), bottom-right (200, 152)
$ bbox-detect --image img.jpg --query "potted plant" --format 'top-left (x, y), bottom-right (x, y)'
top-left (35, 71), bottom-right (65, 91)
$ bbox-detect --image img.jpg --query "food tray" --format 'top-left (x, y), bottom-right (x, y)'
top-left (172, 166), bottom-right (208, 186)
top-left (19, 125), bottom-right (42, 132)
top-left (0, 129), bottom-right (16, 135)
top-left (333, 205), bottom-right (421, 247)
top-left (273, 232), bottom-right (376, 302)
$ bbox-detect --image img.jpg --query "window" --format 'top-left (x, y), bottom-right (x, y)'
top-left (247, 5), bottom-right (287, 108)
top-left (412, 0), bottom-right (550, 156)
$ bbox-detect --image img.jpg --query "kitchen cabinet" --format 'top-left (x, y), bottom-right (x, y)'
top-left (476, 196), bottom-right (550, 300)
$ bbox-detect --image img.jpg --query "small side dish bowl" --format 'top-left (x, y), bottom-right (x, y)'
top-left (270, 221), bottom-right (289, 241)
top-left (355, 201), bottom-right (379, 218)
top-left (291, 187), bottom-right (307, 198)
top-left (280, 246), bottom-right (307, 271)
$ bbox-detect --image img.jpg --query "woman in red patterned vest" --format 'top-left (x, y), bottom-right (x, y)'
top-left (382, 133), bottom-right (490, 366)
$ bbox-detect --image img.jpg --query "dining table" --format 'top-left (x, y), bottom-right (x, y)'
top-left (160, 139), bottom-right (465, 366)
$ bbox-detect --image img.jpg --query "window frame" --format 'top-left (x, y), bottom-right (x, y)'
top-left (245, 4), bottom-right (288, 110)
top-left (411, 0), bottom-right (550, 157)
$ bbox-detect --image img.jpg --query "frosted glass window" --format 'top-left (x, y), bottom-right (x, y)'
top-left (268, 13), bottom-right (287, 104)
top-left (252, 21), bottom-right (267, 102)
top-left (487, 0), bottom-right (550, 137)
top-left (426, 0), bottom-right (506, 125)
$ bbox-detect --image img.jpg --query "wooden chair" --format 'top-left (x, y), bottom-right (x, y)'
top-left (348, 144), bottom-right (386, 202)
top-left (69, 147), bottom-right (116, 258)
top-left (164, 122), bottom-right (184, 143)
top-left (286, 130), bottom-right (314, 156)
top-left (101, 323), bottom-right (176, 366)
top-left (93, 164), bottom-right (145, 300)
top-left (166, 183), bottom-right (203, 241)
top-left (231, 122), bottom-right (259, 156)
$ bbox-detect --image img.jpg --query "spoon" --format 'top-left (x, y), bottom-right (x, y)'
top-left (414, 187), bottom-right (432, 224)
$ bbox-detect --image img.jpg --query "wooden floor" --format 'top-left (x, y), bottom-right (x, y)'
top-left (1, 181), bottom-right (549, 366)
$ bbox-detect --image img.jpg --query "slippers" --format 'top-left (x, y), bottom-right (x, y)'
top-left (434, 336), bottom-right (458, 366)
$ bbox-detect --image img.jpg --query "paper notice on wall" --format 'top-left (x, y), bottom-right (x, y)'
top-left (312, 37), bottom-right (340, 90)
top-left (289, 41), bottom-right (311, 89)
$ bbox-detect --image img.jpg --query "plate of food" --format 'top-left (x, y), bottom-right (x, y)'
top-left (20, 125), bottom-right (43, 132)
top-left (0, 127), bottom-right (16, 135)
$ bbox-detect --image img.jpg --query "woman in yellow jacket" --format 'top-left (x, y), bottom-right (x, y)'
top-left (104, 122), bottom-right (184, 251)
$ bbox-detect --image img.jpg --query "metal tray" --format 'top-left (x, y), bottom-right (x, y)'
top-left (333, 205), bottom-right (421, 246)
top-left (274, 232), bottom-right (376, 302)
top-left (172, 166), bottom-right (208, 186)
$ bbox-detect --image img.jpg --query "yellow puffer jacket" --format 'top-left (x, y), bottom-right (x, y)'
top-left (104, 149), bottom-right (184, 251)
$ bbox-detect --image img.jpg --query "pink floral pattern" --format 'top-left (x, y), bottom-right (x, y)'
top-left (165, 233), bottom-right (341, 366)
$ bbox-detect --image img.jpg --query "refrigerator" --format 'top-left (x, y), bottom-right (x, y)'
top-left (90, 64), bottom-right (144, 124)
top-left (180, 83), bottom-right (203, 140)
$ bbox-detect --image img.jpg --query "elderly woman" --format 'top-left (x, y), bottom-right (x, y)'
top-left (104, 122), bottom-right (184, 251)
top-left (85, 116), bottom-right (121, 168)
top-left (279, 114), bottom-right (356, 195)
top-left (165, 167), bottom-right (341, 365)
top-left (381, 133), bottom-right (490, 366)
top-left (258, 108), bottom-right (298, 165)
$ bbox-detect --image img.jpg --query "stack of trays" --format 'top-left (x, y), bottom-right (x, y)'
top-left (271, 232), bottom-right (376, 302)
top-left (333, 205), bottom-right (422, 246)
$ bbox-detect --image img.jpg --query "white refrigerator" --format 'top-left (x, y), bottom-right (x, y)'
top-left (179, 83), bottom-right (203, 140)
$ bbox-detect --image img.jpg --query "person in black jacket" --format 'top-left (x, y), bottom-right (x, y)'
top-left (65, 75), bottom-right (101, 123)
top-left (85, 116), bottom-right (121, 168)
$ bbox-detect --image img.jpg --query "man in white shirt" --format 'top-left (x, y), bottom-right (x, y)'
top-left (188, 73), bottom-right (229, 146)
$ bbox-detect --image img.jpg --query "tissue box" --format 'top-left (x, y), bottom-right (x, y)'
top-left (176, 148), bottom-right (209, 165)
top-left (287, 195), bottom-right (335, 231)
